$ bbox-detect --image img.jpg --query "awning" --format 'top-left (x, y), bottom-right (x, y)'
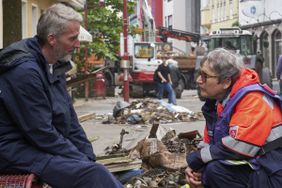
top-left (79, 26), bottom-right (93, 42)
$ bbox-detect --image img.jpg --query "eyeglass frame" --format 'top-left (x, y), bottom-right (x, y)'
top-left (197, 69), bottom-right (218, 83)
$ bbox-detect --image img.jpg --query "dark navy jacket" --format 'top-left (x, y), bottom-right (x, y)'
top-left (0, 37), bottom-right (95, 175)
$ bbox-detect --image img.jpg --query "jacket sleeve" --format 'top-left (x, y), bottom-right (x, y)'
top-left (6, 66), bottom-right (90, 161)
top-left (201, 99), bottom-right (217, 144)
top-left (67, 95), bottom-right (96, 161)
top-left (187, 142), bottom-right (250, 170)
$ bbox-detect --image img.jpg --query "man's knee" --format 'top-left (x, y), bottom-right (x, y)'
top-left (204, 161), bottom-right (223, 180)
top-left (74, 163), bottom-right (120, 187)
top-left (203, 161), bottom-right (252, 188)
top-left (41, 157), bottom-right (121, 188)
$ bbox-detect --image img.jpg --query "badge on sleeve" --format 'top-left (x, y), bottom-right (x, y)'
top-left (229, 126), bottom-right (238, 138)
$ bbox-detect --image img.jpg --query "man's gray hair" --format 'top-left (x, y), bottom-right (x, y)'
top-left (204, 48), bottom-right (244, 83)
top-left (37, 3), bottom-right (83, 44)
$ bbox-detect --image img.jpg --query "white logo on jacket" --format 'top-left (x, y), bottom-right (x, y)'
top-left (229, 125), bottom-right (238, 138)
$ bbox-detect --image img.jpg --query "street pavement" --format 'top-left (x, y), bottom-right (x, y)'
top-left (74, 90), bottom-right (206, 157)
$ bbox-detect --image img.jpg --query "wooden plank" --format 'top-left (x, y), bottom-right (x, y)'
top-left (102, 161), bottom-right (142, 173)
top-left (78, 112), bottom-right (96, 122)
top-left (98, 157), bottom-right (132, 165)
top-left (97, 155), bottom-right (142, 173)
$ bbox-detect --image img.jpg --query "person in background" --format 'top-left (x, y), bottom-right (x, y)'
top-left (189, 47), bottom-right (196, 57)
top-left (185, 48), bottom-right (282, 188)
top-left (0, 3), bottom-right (123, 188)
top-left (155, 55), bottom-right (177, 105)
top-left (166, 55), bottom-right (181, 90)
top-left (276, 54), bottom-right (282, 95)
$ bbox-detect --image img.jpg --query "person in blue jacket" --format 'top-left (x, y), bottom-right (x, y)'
top-left (0, 3), bottom-right (123, 188)
top-left (185, 48), bottom-right (282, 188)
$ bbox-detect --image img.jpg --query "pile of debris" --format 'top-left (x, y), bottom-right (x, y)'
top-left (109, 99), bottom-right (203, 125)
top-left (123, 121), bottom-right (202, 187)
top-left (101, 121), bottom-right (202, 188)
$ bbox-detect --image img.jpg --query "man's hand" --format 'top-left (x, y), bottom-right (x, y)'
top-left (185, 167), bottom-right (202, 188)
top-left (161, 79), bottom-right (167, 83)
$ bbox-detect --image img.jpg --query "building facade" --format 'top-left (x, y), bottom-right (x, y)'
top-left (240, 0), bottom-right (282, 76)
top-left (201, 0), bottom-right (239, 34)
top-left (0, 0), bottom-right (85, 48)
top-left (200, 0), bottom-right (282, 77)
top-left (163, 0), bottom-right (201, 55)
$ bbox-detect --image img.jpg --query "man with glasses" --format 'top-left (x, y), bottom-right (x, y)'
top-left (185, 48), bottom-right (282, 188)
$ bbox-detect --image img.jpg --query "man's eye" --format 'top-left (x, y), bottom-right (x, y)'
top-left (71, 36), bottom-right (78, 41)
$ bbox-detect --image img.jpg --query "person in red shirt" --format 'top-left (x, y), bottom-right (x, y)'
top-left (185, 48), bottom-right (282, 188)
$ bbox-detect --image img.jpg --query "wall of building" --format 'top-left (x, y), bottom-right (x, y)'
top-left (25, 0), bottom-right (57, 38)
top-left (200, 0), bottom-right (282, 77)
top-left (240, 0), bottom-right (282, 76)
top-left (162, 0), bottom-right (200, 55)
top-left (201, 4), bottom-right (211, 34)
top-left (163, 0), bottom-right (173, 28)
top-left (172, 0), bottom-right (187, 54)
top-left (150, 0), bottom-right (162, 29)
top-left (1, 0), bottom-right (82, 47)
top-left (210, 0), bottom-right (239, 31)
top-left (201, 0), bottom-right (239, 32)
top-left (3, 0), bottom-right (22, 47)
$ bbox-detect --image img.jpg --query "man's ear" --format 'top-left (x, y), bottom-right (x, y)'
top-left (223, 78), bottom-right (232, 89)
top-left (47, 34), bottom-right (56, 47)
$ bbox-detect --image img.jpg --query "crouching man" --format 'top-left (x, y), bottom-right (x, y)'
top-left (185, 48), bottom-right (282, 188)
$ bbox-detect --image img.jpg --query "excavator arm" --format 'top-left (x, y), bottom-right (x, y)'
top-left (158, 27), bottom-right (200, 43)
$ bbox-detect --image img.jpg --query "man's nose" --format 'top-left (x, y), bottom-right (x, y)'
top-left (74, 40), bottom-right (80, 48)
top-left (196, 75), bottom-right (203, 84)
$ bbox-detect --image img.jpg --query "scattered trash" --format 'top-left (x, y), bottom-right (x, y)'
top-left (104, 129), bottom-right (129, 155)
top-left (103, 99), bottom-right (203, 125)
top-left (113, 101), bottom-right (131, 118)
top-left (127, 114), bottom-right (143, 124)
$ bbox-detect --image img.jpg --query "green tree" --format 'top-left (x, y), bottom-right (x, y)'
top-left (77, 0), bottom-right (136, 71)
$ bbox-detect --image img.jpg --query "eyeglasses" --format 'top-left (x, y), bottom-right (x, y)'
top-left (198, 70), bottom-right (218, 83)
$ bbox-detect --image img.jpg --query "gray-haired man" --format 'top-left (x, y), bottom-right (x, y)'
top-left (0, 3), bottom-right (123, 188)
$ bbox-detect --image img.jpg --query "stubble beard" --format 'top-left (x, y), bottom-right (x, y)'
top-left (54, 46), bottom-right (73, 63)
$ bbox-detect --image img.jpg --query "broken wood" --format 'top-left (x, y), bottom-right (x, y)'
top-left (78, 112), bottom-right (96, 122)
top-left (97, 155), bottom-right (142, 173)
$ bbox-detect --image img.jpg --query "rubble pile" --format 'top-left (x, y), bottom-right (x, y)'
top-left (100, 120), bottom-right (203, 187)
top-left (110, 99), bottom-right (203, 125)
top-left (124, 127), bottom-right (202, 188)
